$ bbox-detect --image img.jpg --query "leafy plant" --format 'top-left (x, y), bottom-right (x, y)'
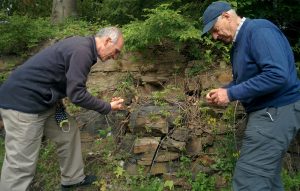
top-left (211, 133), bottom-right (238, 181)
top-left (191, 172), bottom-right (215, 191)
top-left (222, 104), bottom-right (235, 123)
top-left (177, 155), bottom-right (192, 178)
top-left (0, 0), bottom-right (52, 18)
top-left (123, 3), bottom-right (200, 51)
top-left (132, 177), bottom-right (164, 191)
top-left (98, 127), bottom-right (112, 138)
top-left (151, 91), bottom-right (168, 106)
top-left (114, 165), bottom-right (125, 178)
top-left (164, 180), bottom-right (174, 190)
top-left (0, 14), bottom-right (54, 56)
top-left (54, 18), bottom-right (99, 40)
top-left (282, 169), bottom-right (300, 191)
top-left (114, 72), bottom-right (135, 97)
top-left (77, 0), bottom-right (159, 25)
top-left (31, 140), bottom-right (60, 190)
top-left (170, 115), bottom-right (182, 130)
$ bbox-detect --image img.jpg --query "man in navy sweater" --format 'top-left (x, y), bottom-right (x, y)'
top-left (0, 27), bottom-right (125, 190)
top-left (202, 1), bottom-right (300, 190)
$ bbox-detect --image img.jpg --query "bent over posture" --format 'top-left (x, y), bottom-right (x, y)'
top-left (0, 27), bottom-right (125, 190)
top-left (202, 2), bottom-right (300, 190)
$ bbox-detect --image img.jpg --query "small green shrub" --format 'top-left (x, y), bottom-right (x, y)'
top-left (31, 140), bottom-right (60, 190)
top-left (132, 177), bottom-right (164, 191)
top-left (0, 0), bottom-right (52, 18)
top-left (0, 14), bottom-right (53, 56)
top-left (123, 3), bottom-right (200, 51)
top-left (114, 72), bottom-right (135, 97)
top-left (211, 133), bottom-right (238, 182)
top-left (77, 0), bottom-right (159, 26)
top-left (54, 18), bottom-right (100, 40)
top-left (191, 172), bottom-right (216, 191)
top-left (282, 169), bottom-right (300, 191)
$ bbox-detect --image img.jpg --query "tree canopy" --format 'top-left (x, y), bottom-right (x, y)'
top-left (0, 0), bottom-right (299, 62)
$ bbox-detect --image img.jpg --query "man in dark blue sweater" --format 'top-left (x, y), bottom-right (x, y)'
top-left (203, 1), bottom-right (300, 190)
top-left (0, 27), bottom-right (125, 190)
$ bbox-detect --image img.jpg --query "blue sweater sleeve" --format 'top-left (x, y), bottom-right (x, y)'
top-left (66, 48), bottom-right (111, 114)
top-left (227, 27), bottom-right (289, 101)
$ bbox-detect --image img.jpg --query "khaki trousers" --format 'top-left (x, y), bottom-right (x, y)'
top-left (0, 107), bottom-right (85, 191)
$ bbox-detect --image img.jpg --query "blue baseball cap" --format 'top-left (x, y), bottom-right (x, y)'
top-left (201, 1), bottom-right (232, 35)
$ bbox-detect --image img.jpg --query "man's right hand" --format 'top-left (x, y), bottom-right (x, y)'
top-left (110, 97), bottom-right (125, 110)
top-left (206, 88), bottom-right (229, 106)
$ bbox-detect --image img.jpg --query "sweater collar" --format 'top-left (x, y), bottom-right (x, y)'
top-left (234, 18), bottom-right (250, 46)
top-left (233, 17), bottom-right (246, 42)
top-left (90, 36), bottom-right (98, 63)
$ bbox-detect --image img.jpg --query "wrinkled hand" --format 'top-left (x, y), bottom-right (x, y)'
top-left (110, 97), bottom-right (125, 111)
top-left (206, 88), bottom-right (229, 106)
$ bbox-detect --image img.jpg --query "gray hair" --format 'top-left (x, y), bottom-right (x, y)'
top-left (227, 9), bottom-right (237, 15)
top-left (95, 27), bottom-right (122, 44)
top-left (216, 9), bottom-right (238, 21)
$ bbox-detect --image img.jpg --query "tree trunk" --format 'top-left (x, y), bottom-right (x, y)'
top-left (51, 0), bottom-right (77, 24)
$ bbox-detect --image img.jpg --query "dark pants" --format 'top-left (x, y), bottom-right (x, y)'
top-left (233, 100), bottom-right (300, 191)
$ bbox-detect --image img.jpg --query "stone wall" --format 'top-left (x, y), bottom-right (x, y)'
top-left (80, 49), bottom-right (300, 189)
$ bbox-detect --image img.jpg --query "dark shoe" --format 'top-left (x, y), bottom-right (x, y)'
top-left (61, 175), bottom-right (97, 190)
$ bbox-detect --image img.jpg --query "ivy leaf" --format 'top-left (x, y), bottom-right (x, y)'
top-left (164, 180), bottom-right (174, 190)
top-left (114, 166), bottom-right (125, 178)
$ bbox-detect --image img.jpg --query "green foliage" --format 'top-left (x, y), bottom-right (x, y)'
top-left (32, 140), bottom-right (60, 190)
top-left (164, 180), bottom-right (174, 190)
top-left (211, 134), bottom-right (238, 180)
top-left (77, 0), bottom-right (159, 25)
top-left (159, 110), bottom-right (171, 118)
top-left (148, 112), bottom-right (161, 121)
top-left (76, 0), bottom-right (104, 23)
top-left (0, 13), bottom-right (53, 56)
top-left (191, 172), bottom-right (216, 191)
top-left (131, 177), bottom-right (164, 191)
top-left (114, 165), bottom-right (125, 178)
top-left (54, 18), bottom-right (100, 40)
top-left (173, 115), bottom-right (183, 128)
top-left (98, 127), bottom-right (112, 138)
top-left (185, 36), bottom-right (230, 76)
top-left (0, 72), bottom-right (9, 84)
top-left (1, 0), bottom-right (52, 18)
top-left (294, 42), bottom-right (300, 75)
top-left (114, 72), bottom-right (135, 97)
top-left (168, 0), bottom-right (203, 24)
top-left (201, 35), bottom-right (230, 64)
top-left (282, 169), bottom-right (300, 191)
top-left (123, 3), bottom-right (200, 51)
top-left (0, 138), bottom-right (4, 170)
top-left (0, 12), bottom-right (99, 56)
top-left (177, 155), bottom-right (192, 178)
top-left (222, 104), bottom-right (235, 123)
top-left (186, 60), bottom-right (209, 76)
top-left (151, 90), bottom-right (168, 106)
